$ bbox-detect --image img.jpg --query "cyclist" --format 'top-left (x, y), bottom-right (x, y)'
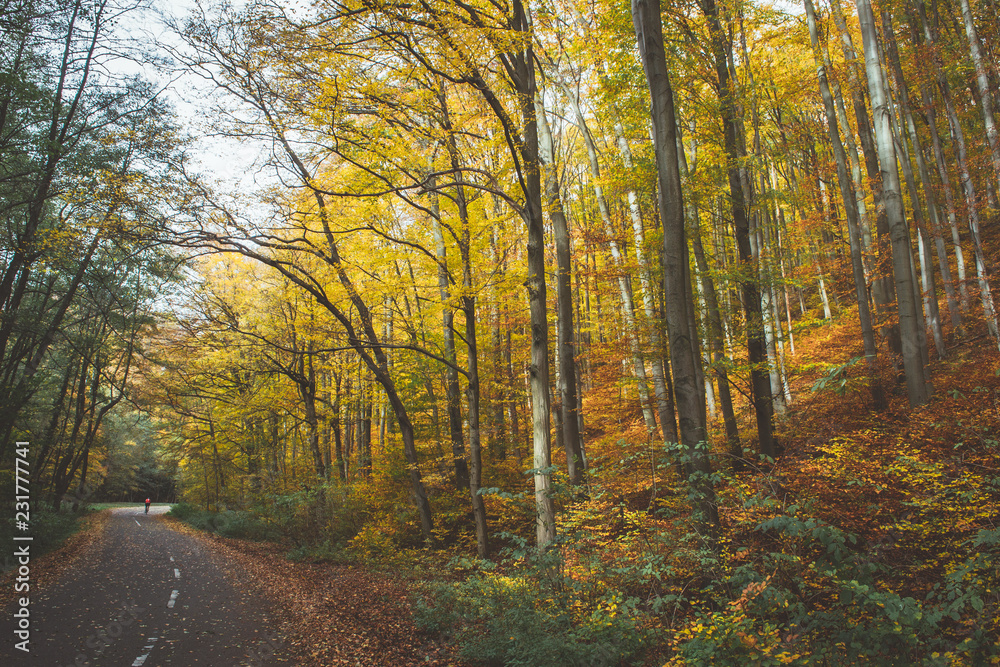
top-left (145, 497), bottom-right (151, 514)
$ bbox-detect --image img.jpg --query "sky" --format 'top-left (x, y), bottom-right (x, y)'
top-left (121, 0), bottom-right (265, 193)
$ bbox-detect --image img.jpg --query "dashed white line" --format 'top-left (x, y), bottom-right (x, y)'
top-left (167, 590), bottom-right (179, 609)
top-left (134, 519), bottom-right (140, 526)
top-left (174, 568), bottom-right (180, 579)
top-left (132, 636), bottom-right (158, 666)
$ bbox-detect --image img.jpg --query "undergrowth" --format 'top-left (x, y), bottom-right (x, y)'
top-left (0, 506), bottom-right (83, 568)
top-left (164, 329), bottom-right (1000, 665)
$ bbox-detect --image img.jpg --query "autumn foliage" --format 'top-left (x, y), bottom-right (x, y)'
top-left (4, 0), bottom-right (1000, 664)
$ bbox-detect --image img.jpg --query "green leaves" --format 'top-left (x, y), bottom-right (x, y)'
top-left (810, 356), bottom-right (863, 395)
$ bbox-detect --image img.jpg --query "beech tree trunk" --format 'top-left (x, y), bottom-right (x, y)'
top-left (831, 0), bottom-right (897, 343)
top-left (536, 97), bottom-right (586, 487)
top-left (959, 0), bottom-right (1000, 195)
top-left (855, 0), bottom-right (928, 406)
top-left (510, 0), bottom-right (555, 549)
top-left (915, 3), bottom-right (970, 311)
top-left (633, 0), bottom-right (718, 533)
top-left (880, 13), bottom-right (946, 359)
top-left (807, 0), bottom-right (881, 406)
top-left (699, 0), bottom-right (776, 458)
top-left (565, 91), bottom-right (658, 434)
top-left (438, 90), bottom-right (491, 558)
top-left (616, 122), bottom-right (679, 447)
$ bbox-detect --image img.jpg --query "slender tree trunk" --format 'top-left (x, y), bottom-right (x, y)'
top-left (885, 15), bottom-right (960, 334)
top-left (634, 0), bottom-right (718, 533)
top-left (914, 3), bottom-right (970, 311)
top-left (856, 0), bottom-right (928, 406)
top-left (463, 297), bottom-right (489, 557)
top-left (299, 349), bottom-right (326, 479)
top-left (429, 129), bottom-right (470, 492)
top-left (959, 0), bottom-right (1000, 195)
top-left (439, 89), bottom-right (491, 557)
top-left (692, 227), bottom-right (743, 467)
top-left (917, 3), bottom-right (1000, 346)
top-left (536, 96), bottom-right (585, 487)
top-left (831, 0), bottom-right (897, 343)
top-left (565, 92), bottom-right (658, 434)
top-left (699, 0), bottom-right (775, 457)
top-left (880, 12), bottom-right (947, 358)
top-left (616, 122), bottom-right (679, 447)
top-left (511, 0), bottom-right (555, 548)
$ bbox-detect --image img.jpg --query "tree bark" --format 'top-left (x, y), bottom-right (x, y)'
top-left (616, 122), bottom-right (679, 447)
top-left (439, 88), bottom-right (491, 558)
top-left (699, 0), bottom-right (776, 458)
top-left (855, 0), bottom-right (928, 406)
top-left (536, 96), bottom-right (586, 487)
top-left (633, 0), bottom-right (718, 533)
top-left (959, 0), bottom-right (1000, 195)
top-left (510, 0), bottom-right (555, 549)
top-left (564, 90), bottom-right (658, 434)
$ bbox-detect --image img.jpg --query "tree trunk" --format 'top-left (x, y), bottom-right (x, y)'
top-left (429, 145), bottom-right (470, 492)
top-left (511, 0), bottom-right (555, 549)
top-left (617, 122), bottom-right (679, 447)
top-left (855, 0), bottom-right (928, 406)
top-left (633, 0), bottom-right (718, 533)
top-left (887, 12), bottom-right (961, 334)
top-left (831, 0), bottom-right (897, 343)
top-left (565, 90), bottom-right (658, 434)
top-left (692, 227), bottom-right (743, 467)
top-left (699, 0), bottom-right (775, 458)
top-left (880, 11), bottom-right (946, 359)
top-left (438, 88), bottom-right (491, 558)
top-left (300, 351), bottom-right (326, 479)
top-left (536, 96), bottom-right (585, 487)
top-left (959, 0), bottom-right (1000, 195)
top-left (913, 3), bottom-right (970, 312)
top-left (917, 2), bottom-right (1000, 347)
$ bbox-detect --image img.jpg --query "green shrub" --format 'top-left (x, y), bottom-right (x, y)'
top-left (166, 502), bottom-right (198, 521)
top-left (676, 504), bottom-right (1000, 665)
top-left (416, 539), bottom-right (648, 667)
top-left (0, 507), bottom-right (86, 571)
top-left (167, 504), bottom-right (279, 541)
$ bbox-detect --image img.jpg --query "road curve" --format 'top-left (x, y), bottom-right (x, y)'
top-left (3, 506), bottom-right (288, 666)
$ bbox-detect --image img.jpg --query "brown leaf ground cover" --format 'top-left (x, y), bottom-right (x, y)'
top-left (166, 518), bottom-right (469, 666)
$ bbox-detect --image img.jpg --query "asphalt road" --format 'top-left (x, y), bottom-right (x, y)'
top-left (3, 506), bottom-right (288, 666)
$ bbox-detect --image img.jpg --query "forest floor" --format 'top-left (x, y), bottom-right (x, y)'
top-left (165, 518), bottom-right (469, 666)
top-left (88, 329), bottom-right (1000, 664)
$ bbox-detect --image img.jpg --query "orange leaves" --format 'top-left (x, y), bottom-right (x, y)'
top-left (729, 573), bottom-right (775, 613)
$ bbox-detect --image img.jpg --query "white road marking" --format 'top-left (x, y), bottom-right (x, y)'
top-left (167, 590), bottom-right (179, 609)
top-left (174, 568), bottom-right (180, 579)
top-left (132, 636), bottom-right (158, 666)
top-left (134, 519), bottom-right (140, 526)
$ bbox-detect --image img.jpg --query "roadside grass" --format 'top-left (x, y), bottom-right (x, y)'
top-left (166, 503), bottom-right (281, 541)
top-left (85, 502), bottom-right (174, 510)
top-left (0, 505), bottom-right (107, 572)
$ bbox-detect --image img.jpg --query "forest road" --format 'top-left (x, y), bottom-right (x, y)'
top-left (2, 507), bottom-right (289, 667)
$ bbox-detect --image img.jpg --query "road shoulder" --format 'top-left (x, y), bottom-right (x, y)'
top-left (163, 517), bottom-right (466, 666)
